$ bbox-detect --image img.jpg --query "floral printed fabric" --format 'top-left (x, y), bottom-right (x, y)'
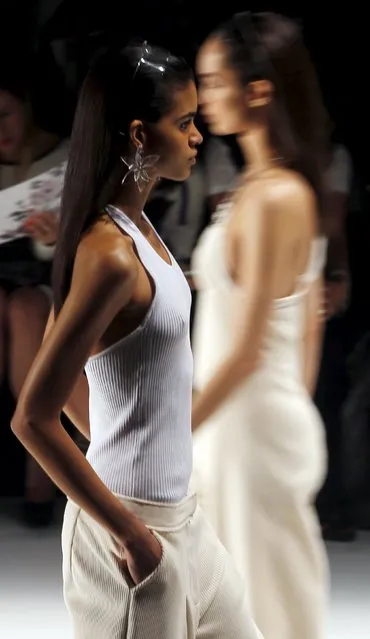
top-left (0, 160), bottom-right (67, 245)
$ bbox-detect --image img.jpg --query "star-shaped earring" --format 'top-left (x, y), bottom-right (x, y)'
top-left (120, 145), bottom-right (159, 192)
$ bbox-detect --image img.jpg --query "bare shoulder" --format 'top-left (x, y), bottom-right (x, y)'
top-left (235, 170), bottom-right (317, 252)
top-left (249, 170), bottom-right (317, 241)
top-left (73, 220), bottom-right (139, 297)
top-left (238, 169), bottom-right (316, 218)
top-left (263, 170), bottom-right (316, 217)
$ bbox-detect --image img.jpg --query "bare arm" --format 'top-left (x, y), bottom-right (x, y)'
top-left (192, 182), bottom-right (309, 431)
top-left (44, 309), bottom-right (90, 440)
top-left (11, 238), bottom-right (155, 558)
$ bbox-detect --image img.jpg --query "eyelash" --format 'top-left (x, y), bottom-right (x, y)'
top-left (179, 119), bottom-right (192, 131)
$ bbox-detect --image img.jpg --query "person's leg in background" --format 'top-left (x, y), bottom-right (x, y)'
top-left (8, 286), bottom-right (55, 527)
top-left (315, 315), bottom-right (355, 541)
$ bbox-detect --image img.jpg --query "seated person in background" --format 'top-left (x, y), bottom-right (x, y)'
top-left (0, 70), bottom-right (68, 527)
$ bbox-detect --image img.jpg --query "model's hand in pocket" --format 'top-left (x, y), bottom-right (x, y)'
top-left (122, 524), bottom-right (163, 586)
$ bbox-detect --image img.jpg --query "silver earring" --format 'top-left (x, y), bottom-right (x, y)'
top-left (120, 145), bottom-right (159, 192)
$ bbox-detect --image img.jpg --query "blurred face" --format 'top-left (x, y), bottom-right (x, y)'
top-left (0, 90), bottom-right (27, 162)
top-left (144, 80), bottom-right (203, 181)
top-left (197, 38), bottom-right (249, 136)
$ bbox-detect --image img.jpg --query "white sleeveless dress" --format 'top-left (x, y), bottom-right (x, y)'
top-left (191, 204), bottom-right (329, 639)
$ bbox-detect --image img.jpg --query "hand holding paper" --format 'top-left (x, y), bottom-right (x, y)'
top-left (22, 211), bottom-right (59, 246)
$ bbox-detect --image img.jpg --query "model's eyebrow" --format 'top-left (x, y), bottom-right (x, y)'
top-left (175, 111), bottom-right (197, 123)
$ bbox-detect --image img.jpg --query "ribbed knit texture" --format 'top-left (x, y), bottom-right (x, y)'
top-left (85, 205), bottom-right (193, 502)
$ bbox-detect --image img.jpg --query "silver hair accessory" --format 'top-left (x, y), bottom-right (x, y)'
top-left (120, 144), bottom-right (159, 192)
top-left (132, 40), bottom-right (169, 81)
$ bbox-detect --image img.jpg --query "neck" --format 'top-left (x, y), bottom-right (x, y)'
top-left (237, 125), bottom-right (277, 174)
top-left (112, 177), bottom-right (157, 226)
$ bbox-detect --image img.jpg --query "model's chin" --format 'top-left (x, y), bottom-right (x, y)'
top-left (164, 166), bottom-right (193, 183)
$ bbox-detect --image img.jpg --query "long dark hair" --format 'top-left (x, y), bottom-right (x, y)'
top-left (53, 41), bottom-right (193, 315)
top-left (213, 12), bottom-right (330, 216)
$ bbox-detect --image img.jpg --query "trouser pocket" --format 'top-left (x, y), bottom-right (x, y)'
top-left (61, 500), bottom-right (81, 586)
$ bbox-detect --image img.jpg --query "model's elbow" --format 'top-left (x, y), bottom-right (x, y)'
top-left (11, 404), bottom-right (43, 441)
top-left (11, 408), bottom-right (31, 440)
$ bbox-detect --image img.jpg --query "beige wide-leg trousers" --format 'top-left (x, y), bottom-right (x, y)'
top-left (62, 493), bottom-right (263, 639)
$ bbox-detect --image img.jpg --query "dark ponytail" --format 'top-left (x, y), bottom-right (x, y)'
top-left (52, 63), bottom-right (122, 315)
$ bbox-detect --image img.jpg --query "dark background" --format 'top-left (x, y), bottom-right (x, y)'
top-left (1, 1), bottom-right (368, 496)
